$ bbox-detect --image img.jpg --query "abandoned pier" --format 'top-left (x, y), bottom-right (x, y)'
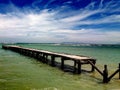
top-left (2, 45), bottom-right (120, 83)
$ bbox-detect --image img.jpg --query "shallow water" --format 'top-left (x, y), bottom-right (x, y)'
top-left (0, 44), bottom-right (120, 90)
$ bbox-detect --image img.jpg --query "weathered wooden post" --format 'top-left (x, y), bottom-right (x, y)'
top-left (103, 65), bottom-right (108, 83)
top-left (36, 52), bottom-right (39, 59)
top-left (33, 52), bottom-right (36, 58)
top-left (61, 57), bottom-right (64, 70)
top-left (42, 54), bottom-right (48, 63)
top-left (42, 53), bottom-right (45, 63)
top-left (31, 51), bottom-right (34, 57)
top-left (77, 60), bottom-right (81, 74)
top-left (74, 60), bottom-right (77, 73)
top-left (19, 48), bottom-right (22, 54)
top-left (30, 51), bottom-right (32, 57)
top-left (29, 51), bottom-right (32, 57)
top-left (25, 50), bottom-right (28, 56)
top-left (91, 60), bottom-right (96, 72)
top-left (51, 55), bottom-right (55, 66)
top-left (119, 63), bottom-right (120, 79)
top-left (45, 55), bottom-right (48, 63)
top-left (32, 51), bottom-right (35, 57)
top-left (39, 53), bottom-right (42, 60)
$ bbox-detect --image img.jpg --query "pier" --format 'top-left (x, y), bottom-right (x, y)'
top-left (2, 45), bottom-right (96, 74)
top-left (2, 45), bottom-right (120, 83)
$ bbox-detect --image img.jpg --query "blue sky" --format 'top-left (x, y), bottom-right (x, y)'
top-left (0, 0), bottom-right (120, 44)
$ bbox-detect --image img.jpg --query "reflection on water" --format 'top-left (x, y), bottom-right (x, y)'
top-left (0, 44), bottom-right (120, 90)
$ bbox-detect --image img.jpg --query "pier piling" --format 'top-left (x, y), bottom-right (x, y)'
top-left (119, 63), bottom-right (120, 79)
top-left (103, 65), bottom-right (108, 83)
top-left (91, 60), bottom-right (96, 72)
top-left (77, 60), bottom-right (81, 74)
top-left (73, 60), bottom-right (77, 73)
top-left (51, 55), bottom-right (55, 67)
top-left (61, 57), bottom-right (64, 70)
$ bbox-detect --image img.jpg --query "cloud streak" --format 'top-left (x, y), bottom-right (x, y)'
top-left (0, 0), bottom-right (120, 44)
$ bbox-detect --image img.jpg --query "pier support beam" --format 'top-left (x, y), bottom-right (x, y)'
top-left (42, 54), bottom-right (46, 63)
top-left (103, 65), bottom-right (108, 83)
top-left (39, 53), bottom-right (42, 60)
top-left (61, 57), bottom-right (64, 70)
top-left (51, 55), bottom-right (55, 67)
top-left (77, 60), bottom-right (81, 74)
top-left (36, 53), bottom-right (40, 59)
top-left (33, 52), bottom-right (36, 58)
top-left (74, 60), bottom-right (77, 73)
top-left (119, 63), bottom-right (120, 79)
top-left (30, 51), bottom-right (33, 57)
top-left (42, 54), bottom-right (48, 63)
top-left (91, 60), bottom-right (96, 72)
top-left (45, 55), bottom-right (48, 63)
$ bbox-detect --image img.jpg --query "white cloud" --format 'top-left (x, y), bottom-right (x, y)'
top-left (0, 11), bottom-right (120, 44)
top-left (58, 0), bottom-right (120, 27)
top-left (60, 9), bottom-right (120, 26)
top-left (60, 10), bottom-right (103, 22)
top-left (0, 0), bottom-right (120, 44)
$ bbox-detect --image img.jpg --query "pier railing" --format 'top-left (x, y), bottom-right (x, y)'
top-left (103, 64), bottom-right (120, 83)
top-left (88, 60), bottom-right (120, 83)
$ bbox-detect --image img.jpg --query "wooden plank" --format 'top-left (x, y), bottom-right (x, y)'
top-left (88, 60), bottom-right (103, 76)
top-left (108, 63), bottom-right (120, 80)
top-left (108, 69), bottom-right (119, 81)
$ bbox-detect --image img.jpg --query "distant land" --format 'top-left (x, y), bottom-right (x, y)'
top-left (1, 42), bottom-right (120, 48)
top-left (60, 42), bottom-right (120, 47)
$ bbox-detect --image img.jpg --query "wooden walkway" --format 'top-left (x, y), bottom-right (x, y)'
top-left (2, 45), bottom-right (120, 83)
top-left (2, 45), bottom-right (96, 74)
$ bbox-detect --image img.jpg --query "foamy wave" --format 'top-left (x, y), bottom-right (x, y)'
top-left (31, 87), bottom-right (60, 90)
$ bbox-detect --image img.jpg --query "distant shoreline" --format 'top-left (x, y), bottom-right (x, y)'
top-left (1, 43), bottom-right (120, 48)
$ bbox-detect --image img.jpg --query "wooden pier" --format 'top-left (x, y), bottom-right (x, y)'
top-left (2, 45), bottom-right (96, 74)
top-left (2, 45), bottom-right (120, 83)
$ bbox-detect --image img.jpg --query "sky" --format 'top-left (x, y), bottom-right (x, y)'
top-left (0, 0), bottom-right (120, 44)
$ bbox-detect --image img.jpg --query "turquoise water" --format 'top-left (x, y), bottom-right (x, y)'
top-left (0, 44), bottom-right (120, 90)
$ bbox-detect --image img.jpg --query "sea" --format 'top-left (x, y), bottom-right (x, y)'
top-left (0, 43), bottom-right (120, 90)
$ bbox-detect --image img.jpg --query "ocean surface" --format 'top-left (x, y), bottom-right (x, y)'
top-left (0, 43), bottom-right (120, 90)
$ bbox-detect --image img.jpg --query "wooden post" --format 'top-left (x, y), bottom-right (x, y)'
top-left (42, 54), bottom-right (45, 63)
top-left (103, 65), bottom-right (108, 83)
top-left (61, 57), bottom-right (64, 70)
top-left (77, 60), bottom-right (81, 74)
top-left (31, 51), bottom-right (34, 57)
top-left (74, 60), bottom-right (77, 73)
top-left (51, 55), bottom-right (55, 66)
top-left (30, 51), bottom-right (32, 56)
top-left (26, 50), bottom-right (28, 56)
top-left (19, 49), bottom-right (22, 54)
top-left (30, 51), bottom-right (33, 57)
top-left (91, 60), bottom-right (96, 72)
top-left (119, 63), bottom-right (120, 79)
top-left (33, 52), bottom-right (36, 58)
top-left (39, 53), bottom-right (42, 60)
top-left (45, 55), bottom-right (48, 63)
top-left (36, 53), bottom-right (39, 59)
